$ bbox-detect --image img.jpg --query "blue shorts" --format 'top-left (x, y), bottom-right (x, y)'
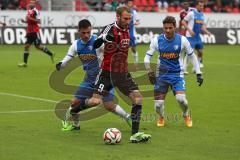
top-left (154, 73), bottom-right (186, 95)
top-left (130, 36), bottom-right (137, 46)
top-left (75, 80), bottom-right (114, 102)
top-left (187, 36), bottom-right (203, 50)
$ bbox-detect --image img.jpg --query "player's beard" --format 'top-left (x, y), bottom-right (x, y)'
top-left (165, 32), bottom-right (175, 40)
top-left (119, 21), bottom-right (128, 29)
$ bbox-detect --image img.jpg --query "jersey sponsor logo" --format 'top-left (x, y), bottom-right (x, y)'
top-left (160, 52), bottom-right (179, 59)
top-left (78, 54), bottom-right (97, 61)
top-left (195, 20), bottom-right (204, 24)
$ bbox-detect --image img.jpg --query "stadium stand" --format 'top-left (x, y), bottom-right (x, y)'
top-left (0, 0), bottom-right (239, 13)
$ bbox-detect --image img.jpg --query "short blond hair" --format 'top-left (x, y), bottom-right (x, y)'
top-left (116, 6), bottom-right (131, 16)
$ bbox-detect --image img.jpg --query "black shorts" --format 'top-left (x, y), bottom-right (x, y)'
top-left (94, 70), bottom-right (139, 96)
top-left (25, 32), bottom-right (41, 46)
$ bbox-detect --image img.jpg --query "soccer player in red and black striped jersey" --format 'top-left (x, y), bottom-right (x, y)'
top-left (179, 1), bottom-right (194, 36)
top-left (18, 0), bottom-right (54, 67)
top-left (85, 6), bottom-right (151, 143)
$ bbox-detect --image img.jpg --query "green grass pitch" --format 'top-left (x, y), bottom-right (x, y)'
top-left (0, 44), bottom-right (240, 160)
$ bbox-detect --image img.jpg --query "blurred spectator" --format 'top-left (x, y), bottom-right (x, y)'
top-left (118, 0), bottom-right (126, 7)
top-left (96, 0), bottom-right (112, 11)
top-left (233, 0), bottom-right (239, 8)
top-left (112, 0), bottom-right (118, 11)
top-left (86, 0), bottom-right (98, 11)
top-left (0, 0), bottom-right (19, 10)
top-left (0, 0), bottom-right (239, 12)
top-left (156, 0), bottom-right (168, 12)
top-left (102, 0), bottom-right (112, 11)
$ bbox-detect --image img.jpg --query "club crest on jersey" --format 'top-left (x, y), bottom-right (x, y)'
top-left (174, 45), bottom-right (179, 50)
top-left (88, 46), bottom-right (93, 51)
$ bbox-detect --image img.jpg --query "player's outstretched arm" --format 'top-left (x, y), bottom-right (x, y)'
top-left (201, 24), bottom-right (212, 36)
top-left (56, 41), bottom-right (76, 71)
top-left (144, 37), bottom-right (158, 84)
top-left (183, 36), bottom-right (203, 86)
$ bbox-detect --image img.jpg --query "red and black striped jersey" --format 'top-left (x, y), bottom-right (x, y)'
top-left (100, 22), bottom-right (130, 73)
top-left (26, 7), bottom-right (40, 33)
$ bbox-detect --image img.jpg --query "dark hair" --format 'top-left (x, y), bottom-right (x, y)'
top-left (116, 6), bottom-right (131, 16)
top-left (163, 16), bottom-right (176, 27)
top-left (196, 0), bottom-right (204, 6)
top-left (78, 19), bottom-right (91, 29)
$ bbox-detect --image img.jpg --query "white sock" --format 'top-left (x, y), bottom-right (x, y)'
top-left (65, 106), bottom-right (80, 127)
top-left (64, 107), bottom-right (72, 121)
top-left (176, 94), bottom-right (189, 117)
top-left (154, 100), bottom-right (165, 118)
top-left (132, 51), bottom-right (139, 64)
top-left (72, 116), bottom-right (80, 127)
top-left (198, 57), bottom-right (202, 64)
top-left (112, 104), bottom-right (130, 120)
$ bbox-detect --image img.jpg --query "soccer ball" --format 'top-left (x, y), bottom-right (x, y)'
top-left (103, 128), bottom-right (121, 144)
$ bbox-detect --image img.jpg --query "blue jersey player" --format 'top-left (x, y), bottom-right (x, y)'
top-left (144, 16), bottom-right (203, 127)
top-left (182, 0), bottom-right (212, 72)
top-left (127, 0), bottom-right (140, 67)
top-left (56, 19), bottom-right (131, 131)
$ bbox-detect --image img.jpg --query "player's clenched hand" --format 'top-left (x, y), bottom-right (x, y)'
top-left (196, 74), bottom-right (203, 86)
top-left (56, 62), bottom-right (62, 71)
top-left (147, 70), bottom-right (156, 85)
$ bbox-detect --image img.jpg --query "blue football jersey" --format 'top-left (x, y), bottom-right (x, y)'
top-left (157, 34), bottom-right (182, 73)
top-left (75, 35), bottom-right (100, 81)
top-left (192, 9), bottom-right (204, 37)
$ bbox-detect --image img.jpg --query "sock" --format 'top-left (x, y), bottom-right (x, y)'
top-left (70, 100), bottom-right (87, 114)
top-left (23, 51), bottom-right (29, 64)
top-left (64, 100), bottom-right (87, 127)
top-left (154, 100), bottom-right (164, 118)
top-left (176, 94), bottom-right (189, 117)
top-left (131, 104), bottom-right (142, 135)
top-left (112, 104), bottom-right (130, 120)
top-left (197, 57), bottom-right (202, 64)
top-left (42, 46), bottom-right (53, 56)
top-left (132, 51), bottom-right (139, 64)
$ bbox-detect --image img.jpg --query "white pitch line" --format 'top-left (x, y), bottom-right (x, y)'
top-left (0, 109), bottom-right (54, 114)
top-left (0, 92), bottom-right (59, 114)
top-left (0, 92), bottom-right (58, 104)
